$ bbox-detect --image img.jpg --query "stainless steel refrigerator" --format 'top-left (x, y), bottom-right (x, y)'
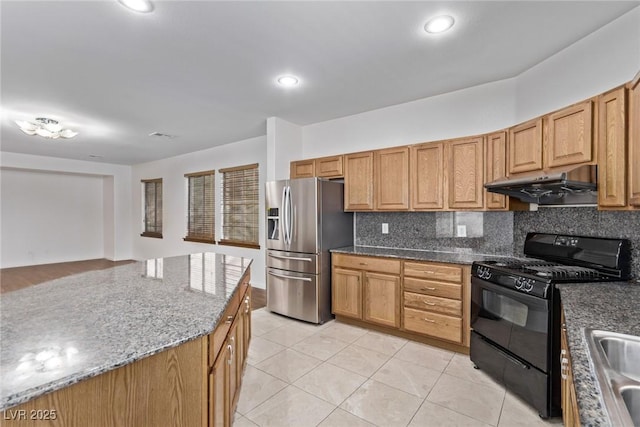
top-left (265, 178), bottom-right (353, 324)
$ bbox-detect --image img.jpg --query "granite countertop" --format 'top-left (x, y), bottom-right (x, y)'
top-left (0, 253), bottom-right (252, 411)
top-left (330, 245), bottom-right (517, 265)
top-left (557, 282), bottom-right (640, 427)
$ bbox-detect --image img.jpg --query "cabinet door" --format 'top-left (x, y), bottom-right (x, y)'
top-left (629, 75), bottom-right (640, 207)
top-left (363, 272), bottom-right (400, 328)
top-left (375, 147), bottom-right (410, 210)
top-left (332, 268), bottom-right (363, 319)
top-left (448, 137), bottom-right (484, 209)
top-left (410, 142), bottom-right (445, 210)
top-left (509, 118), bottom-right (543, 174)
top-left (485, 132), bottom-right (508, 210)
top-left (547, 101), bottom-right (594, 168)
top-left (290, 160), bottom-right (315, 179)
top-left (227, 323), bottom-right (238, 415)
top-left (344, 152), bottom-right (375, 210)
top-left (210, 343), bottom-right (231, 427)
top-left (316, 155), bottom-right (344, 178)
top-left (598, 87), bottom-right (627, 208)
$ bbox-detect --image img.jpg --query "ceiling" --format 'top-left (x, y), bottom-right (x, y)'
top-left (1, 1), bottom-right (638, 165)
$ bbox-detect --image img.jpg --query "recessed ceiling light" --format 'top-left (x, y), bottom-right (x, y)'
top-left (424, 15), bottom-right (455, 34)
top-left (277, 75), bottom-right (300, 87)
top-left (118, 0), bottom-right (154, 13)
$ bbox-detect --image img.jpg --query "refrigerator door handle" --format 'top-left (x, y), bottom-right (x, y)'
top-left (268, 253), bottom-right (313, 262)
top-left (287, 185), bottom-right (294, 245)
top-left (281, 185), bottom-right (289, 244)
top-left (268, 271), bottom-right (313, 282)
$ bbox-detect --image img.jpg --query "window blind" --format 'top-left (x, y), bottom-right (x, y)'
top-left (219, 163), bottom-right (260, 249)
top-left (184, 170), bottom-right (215, 243)
top-left (142, 178), bottom-right (162, 238)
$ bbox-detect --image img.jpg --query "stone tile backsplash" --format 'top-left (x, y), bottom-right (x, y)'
top-left (355, 208), bottom-right (640, 279)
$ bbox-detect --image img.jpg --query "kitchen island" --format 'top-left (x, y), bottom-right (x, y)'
top-left (558, 282), bottom-right (640, 426)
top-left (0, 252), bottom-right (252, 426)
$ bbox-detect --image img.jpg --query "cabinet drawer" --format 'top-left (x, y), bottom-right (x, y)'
top-left (404, 307), bottom-right (462, 343)
top-left (404, 292), bottom-right (461, 317)
top-left (333, 254), bottom-right (401, 275)
top-left (404, 262), bottom-right (463, 283)
top-left (209, 290), bottom-right (241, 366)
top-left (404, 277), bottom-right (462, 300)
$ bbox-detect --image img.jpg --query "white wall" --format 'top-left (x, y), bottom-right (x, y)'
top-left (301, 78), bottom-right (517, 158)
top-left (266, 117), bottom-right (303, 181)
top-left (1, 168), bottom-right (104, 267)
top-left (0, 152), bottom-right (132, 267)
top-left (131, 136), bottom-right (268, 288)
top-left (515, 6), bottom-right (640, 122)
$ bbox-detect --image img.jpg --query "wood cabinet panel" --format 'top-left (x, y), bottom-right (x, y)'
top-left (598, 87), bottom-right (627, 208)
top-left (561, 309), bottom-right (580, 427)
top-left (509, 118), bottom-right (543, 174)
top-left (410, 142), bottom-right (445, 210)
top-left (332, 267), bottom-right (363, 319)
top-left (404, 292), bottom-right (462, 316)
top-left (315, 155), bottom-right (344, 178)
top-left (629, 75), bottom-right (640, 207)
top-left (404, 261), bottom-right (463, 283)
top-left (333, 254), bottom-right (401, 275)
top-left (344, 152), bottom-right (375, 210)
top-left (485, 131), bottom-right (508, 210)
top-left (403, 277), bottom-right (462, 300)
top-left (364, 272), bottom-right (400, 328)
top-left (290, 160), bottom-right (315, 179)
top-left (403, 307), bottom-right (462, 343)
top-left (448, 137), bottom-right (484, 209)
top-left (210, 290), bottom-right (241, 366)
top-left (547, 101), bottom-right (594, 168)
top-left (375, 147), bottom-right (410, 210)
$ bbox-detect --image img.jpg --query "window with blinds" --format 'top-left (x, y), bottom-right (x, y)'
top-left (142, 178), bottom-right (163, 238)
top-left (219, 163), bottom-right (260, 249)
top-left (184, 170), bottom-right (215, 244)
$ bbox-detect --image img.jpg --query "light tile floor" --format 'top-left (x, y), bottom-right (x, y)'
top-left (235, 309), bottom-right (563, 427)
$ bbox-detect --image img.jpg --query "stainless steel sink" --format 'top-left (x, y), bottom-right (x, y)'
top-left (586, 329), bottom-right (640, 427)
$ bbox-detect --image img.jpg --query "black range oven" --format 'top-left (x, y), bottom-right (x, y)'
top-left (470, 232), bottom-right (631, 419)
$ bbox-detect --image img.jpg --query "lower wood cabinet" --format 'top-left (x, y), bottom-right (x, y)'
top-left (331, 253), bottom-right (470, 352)
top-left (561, 308), bottom-right (580, 427)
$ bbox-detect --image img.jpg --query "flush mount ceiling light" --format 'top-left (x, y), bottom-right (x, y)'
top-left (277, 75), bottom-right (300, 87)
top-left (424, 15), bottom-right (455, 34)
top-left (117, 0), bottom-right (154, 13)
top-left (15, 118), bottom-right (78, 139)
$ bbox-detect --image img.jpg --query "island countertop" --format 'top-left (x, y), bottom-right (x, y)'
top-left (557, 282), bottom-right (640, 427)
top-left (0, 253), bottom-right (252, 411)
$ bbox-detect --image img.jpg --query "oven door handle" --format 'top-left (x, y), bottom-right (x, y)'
top-left (472, 277), bottom-right (549, 311)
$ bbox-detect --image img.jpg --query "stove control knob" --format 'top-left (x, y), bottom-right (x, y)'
top-left (514, 277), bottom-right (525, 290)
top-left (523, 279), bottom-right (535, 293)
top-left (477, 266), bottom-right (492, 280)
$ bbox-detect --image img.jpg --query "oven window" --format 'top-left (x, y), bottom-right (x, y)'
top-left (483, 290), bottom-right (528, 327)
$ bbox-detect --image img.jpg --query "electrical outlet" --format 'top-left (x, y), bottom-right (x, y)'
top-left (382, 223), bottom-right (389, 234)
top-left (456, 225), bottom-right (467, 237)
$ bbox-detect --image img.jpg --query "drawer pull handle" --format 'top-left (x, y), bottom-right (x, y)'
top-left (425, 271), bottom-right (435, 274)
top-left (421, 287), bottom-right (436, 291)
top-left (424, 302), bottom-right (436, 306)
top-left (225, 315), bottom-right (233, 324)
top-left (359, 262), bottom-right (367, 266)
top-left (423, 318), bottom-right (436, 323)
top-left (560, 356), bottom-right (568, 380)
top-left (227, 344), bottom-right (233, 365)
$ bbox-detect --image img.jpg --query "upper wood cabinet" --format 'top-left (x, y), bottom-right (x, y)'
top-left (485, 131), bottom-right (508, 210)
top-left (509, 118), bottom-right (543, 174)
top-left (290, 160), bottom-right (315, 179)
top-left (375, 147), bottom-right (409, 210)
top-left (547, 101), bottom-right (594, 168)
top-left (598, 87), bottom-right (627, 208)
top-left (629, 74), bottom-right (640, 208)
top-left (315, 155), bottom-right (344, 178)
top-left (410, 142), bottom-right (445, 210)
top-left (447, 137), bottom-right (484, 209)
top-left (344, 151), bottom-right (375, 210)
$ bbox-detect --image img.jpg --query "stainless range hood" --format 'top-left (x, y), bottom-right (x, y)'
top-left (484, 164), bottom-right (597, 205)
